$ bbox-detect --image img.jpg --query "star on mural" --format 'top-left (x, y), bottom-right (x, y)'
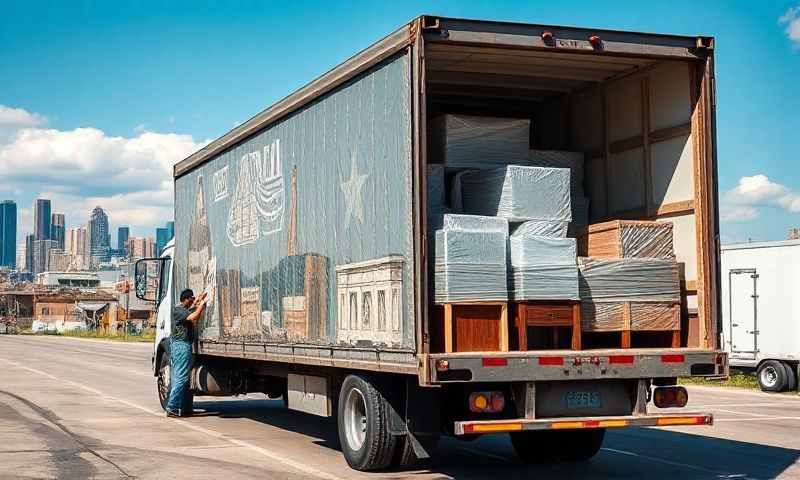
top-left (340, 152), bottom-right (368, 227)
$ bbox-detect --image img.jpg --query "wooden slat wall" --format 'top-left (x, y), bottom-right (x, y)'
top-left (570, 60), bottom-right (713, 348)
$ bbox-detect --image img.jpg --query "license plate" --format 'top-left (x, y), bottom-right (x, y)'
top-left (566, 391), bottom-right (602, 409)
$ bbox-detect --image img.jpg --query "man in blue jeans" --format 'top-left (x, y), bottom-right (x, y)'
top-left (166, 288), bottom-right (207, 418)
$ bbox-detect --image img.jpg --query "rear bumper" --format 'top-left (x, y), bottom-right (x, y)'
top-left (455, 412), bottom-right (713, 435)
top-left (429, 349), bottom-right (727, 383)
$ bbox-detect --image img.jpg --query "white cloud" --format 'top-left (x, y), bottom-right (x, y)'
top-left (779, 6), bottom-right (800, 47)
top-left (0, 105), bottom-right (46, 128)
top-left (721, 174), bottom-right (800, 222)
top-left (0, 104), bottom-right (209, 238)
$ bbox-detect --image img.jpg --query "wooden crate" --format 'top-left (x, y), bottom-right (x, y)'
top-left (582, 301), bottom-right (680, 348)
top-left (515, 301), bottom-right (581, 350)
top-left (442, 302), bottom-right (509, 353)
top-left (576, 220), bottom-right (674, 259)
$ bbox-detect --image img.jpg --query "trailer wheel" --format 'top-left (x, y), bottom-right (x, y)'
top-left (156, 350), bottom-right (170, 411)
top-left (757, 360), bottom-right (788, 392)
top-left (510, 429), bottom-right (605, 463)
top-left (783, 362), bottom-right (797, 392)
top-left (337, 375), bottom-right (397, 471)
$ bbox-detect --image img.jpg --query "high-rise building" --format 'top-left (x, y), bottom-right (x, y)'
top-left (0, 200), bottom-right (17, 268)
top-left (34, 199), bottom-right (51, 240)
top-left (66, 226), bottom-right (89, 270)
top-left (50, 213), bottom-right (65, 250)
top-left (117, 226), bottom-right (130, 253)
top-left (32, 239), bottom-right (57, 273)
top-left (25, 234), bottom-right (35, 273)
top-left (129, 236), bottom-right (156, 261)
top-left (88, 206), bottom-right (110, 268)
top-left (16, 245), bottom-right (26, 272)
top-left (47, 249), bottom-right (74, 272)
top-left (155, 227), bottom-right (169, 256)
top-left (166, 221), bottom-right (174, 241)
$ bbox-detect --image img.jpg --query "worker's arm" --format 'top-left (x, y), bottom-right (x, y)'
top-left (185, 293), bottom-right (208, 323)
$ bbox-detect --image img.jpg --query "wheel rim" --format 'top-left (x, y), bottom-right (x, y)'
top-left (761, 365), bottom-right (778, 388)
top-left (158, 363), bottom-right (170, 404)
top-left (343, 387), bottom-right (368, 451)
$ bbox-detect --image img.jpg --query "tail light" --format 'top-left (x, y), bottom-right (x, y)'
top-left (469, 391), bottom-right (505, 413)
top-left (653, 386), bottom-right (688, 408)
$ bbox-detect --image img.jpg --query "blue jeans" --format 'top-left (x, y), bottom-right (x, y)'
top-left (166, 340), bottom-right (192, 412)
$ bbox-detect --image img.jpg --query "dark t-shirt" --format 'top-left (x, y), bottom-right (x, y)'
top-left (171, 305), bottom-right (194, 343)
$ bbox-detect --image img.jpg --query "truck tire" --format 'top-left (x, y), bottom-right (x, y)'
top-left (337, 374), bottom-right (397, 471)
top-left (510, 429), bottom-right (605, 463)
top-left (757, 360), bottom-right (788, 392)
top-left (156, 351), bottom-right (170, 411)
top-left (783, 362), bottom-right (797, 392)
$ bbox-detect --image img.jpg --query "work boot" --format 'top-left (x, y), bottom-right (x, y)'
top-left (165, 408), bottom-right (181, 418)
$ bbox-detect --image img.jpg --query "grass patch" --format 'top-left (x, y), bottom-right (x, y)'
top-left (45, 328), bottom-right (155, 343)
top-left (680, 369), bottom-right (759, 390)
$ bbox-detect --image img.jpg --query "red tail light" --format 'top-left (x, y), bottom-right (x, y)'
top-left (469, 391), bottom-right (505, 413)
top-left (653, 386), bottom-right (689, 408)
top-left (538, 357), bottom-right (564, 366)
top-left (661, 354), bottom-right (685, 363)
top-left (609, 355), bottom-right (634, 364)
top-left (482, 357), bottom-right (508, 367)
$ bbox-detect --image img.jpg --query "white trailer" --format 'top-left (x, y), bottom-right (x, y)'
top-left (721, 239), bottom-right (800, 392)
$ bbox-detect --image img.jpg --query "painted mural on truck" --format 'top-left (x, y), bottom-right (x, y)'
top-left (174, 53), bottom-right (413, 349)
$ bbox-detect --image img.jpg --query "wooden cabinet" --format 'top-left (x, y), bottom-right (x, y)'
top-left (516, 301), bottom-right (581, 350)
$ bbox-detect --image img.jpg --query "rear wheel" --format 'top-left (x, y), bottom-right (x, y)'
top-left (510, 429), bottom-right (605, 463)
top-left (783, 362), bottom-right (797, 392)
top-left (757, 360), bottom-right (788, 392)
top-left (337, 374), bottom-right (397, 471)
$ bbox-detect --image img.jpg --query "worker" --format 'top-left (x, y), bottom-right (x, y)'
top-left (165, 288), bottom-right (207, 418)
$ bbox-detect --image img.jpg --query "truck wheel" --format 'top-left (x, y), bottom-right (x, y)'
top-left (511, 429), bottom-right (605, 463)
top-left (156, 351), bottom-right (170, 411)
top-left (783, 362), bottom-right (797, 392)
top-left (337, 374), bottom-right (397, 471)
top-left (757, 360), bottom-right (788, 392)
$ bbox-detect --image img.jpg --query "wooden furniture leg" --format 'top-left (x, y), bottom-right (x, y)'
top-left (622, 302), bottom-right (632, 349)
top-left (571, 302), bottom-right (582, 350)
top-left (516, 304), bottom-right (528, 351)
top-left (499, 303), bottom-right (509, 352)
top-left (444, 304), bottom-right (453, 353)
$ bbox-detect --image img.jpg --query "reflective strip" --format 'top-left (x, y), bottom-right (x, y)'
top-left (468, 423), bottom-right (523, 433)
top-left (598, 419), bottom-right (629, 428)
top-left (482, 358), bottom-right (507, 367)
top-left (538, 357), bottom-right (564, 366)
top-left (551, 421), bottom-right (585, 429)
top-left (661, 354), bottom-right (685, 363)
top-left (656, 416), bottom-right (708, 426)
top-left (609, 355), bottom-right (634, 364)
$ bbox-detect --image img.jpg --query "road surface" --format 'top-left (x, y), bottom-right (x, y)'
top-left (1, 335), bottom-right (799, 479)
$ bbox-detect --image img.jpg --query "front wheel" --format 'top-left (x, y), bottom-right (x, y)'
top-left (511, 429), bottom-right (605, 463)
top-left (337, 374), bottom-right (397, 471)
top-left (157, 350), bottom-right (170, 411)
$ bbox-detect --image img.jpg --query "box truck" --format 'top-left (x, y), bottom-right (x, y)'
top-left (135, 16), bottom-right (727, 471)
top-left (721, 239), bottom-right (800, 392)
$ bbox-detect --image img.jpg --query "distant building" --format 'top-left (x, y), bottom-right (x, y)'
top-left (34, 199), bottom-right (51, 240)
top-left (155, 227), bottom-right (169, 256)
top-left (36, 271), bottom-right (101, 288)
top-left (66, 226), bottom-right (90, 270)
top-left (16, 245), bottom-right (26, 272)
top-left (166, 221), bottom-right (174, 241)
top-left (50, 213), bottom-right (65, 250)
top-left (47, 249), bottom-right (74, 272)
top-left (25, 234), bottom-right (35, 273)
top-left (129, 236), bottom-right (156, 261)
top-left (117, 226), bottom-right (130, 254)
top-left (0, 200), bottom-right (16, 268)
top-left (89, 206), bottom-right (110, 268)
top-left (32, 239), bottom-right (57, 274)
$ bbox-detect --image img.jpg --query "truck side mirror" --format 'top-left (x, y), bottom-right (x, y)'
top-left (134, 258), bottom-right (167, 303)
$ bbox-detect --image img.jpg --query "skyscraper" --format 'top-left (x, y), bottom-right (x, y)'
top-left (0, 200), bottom-right (17, 268)
top-left (50, 213), bottom-right (65, 250)
top-left (66, 226), bottom-right (89, 270)
top-left (155, 227), bottom-right (169, 256)
top-left (166, 221), bottom-right (174, 241)
top-left (117, 226), bottom-right (130, 253)
top-left (32, 239), bottom-right (56, 274)
top-left (34, 199), bottom-right (51, 240)
top-left (25, 234), bottom-right (34, 273)
top-left (88, 206), bottom-right (110, 268)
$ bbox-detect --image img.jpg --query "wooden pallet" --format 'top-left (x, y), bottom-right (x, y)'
top-left (582, 301), bottom-right (680, 348)
top-left (442, 302), bottom-right (509, 353)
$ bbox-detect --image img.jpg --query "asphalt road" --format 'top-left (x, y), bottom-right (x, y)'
top-left (1, 335), bottom-right (799, 479)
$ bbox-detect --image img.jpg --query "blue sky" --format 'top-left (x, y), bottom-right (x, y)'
top-left (1, 0), bottom-right (799, 245)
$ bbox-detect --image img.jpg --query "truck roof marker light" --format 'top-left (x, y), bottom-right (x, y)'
top-left (609, 355), bottom-right (634, 364)
top-left (589, 35), bottom-right (602, 47)
top-left (541, 31), bottom-right (554, 45)
top-left (661, 354), bottom-right (685, 363)
top-left (482, 357), bottom-right (507, 367)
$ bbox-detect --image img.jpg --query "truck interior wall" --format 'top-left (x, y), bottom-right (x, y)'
top-left (423, 44), bottom-right (716, 350)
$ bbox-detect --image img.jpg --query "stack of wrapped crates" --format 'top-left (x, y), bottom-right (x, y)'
top-left (509, 226), bottom-right (578, 301)
top-left (577, 221), bottom-right (681, 339)
top-left (433, 215), bottom-right (509, 303)
top-left (529, 150), bottom-right (590, 226)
